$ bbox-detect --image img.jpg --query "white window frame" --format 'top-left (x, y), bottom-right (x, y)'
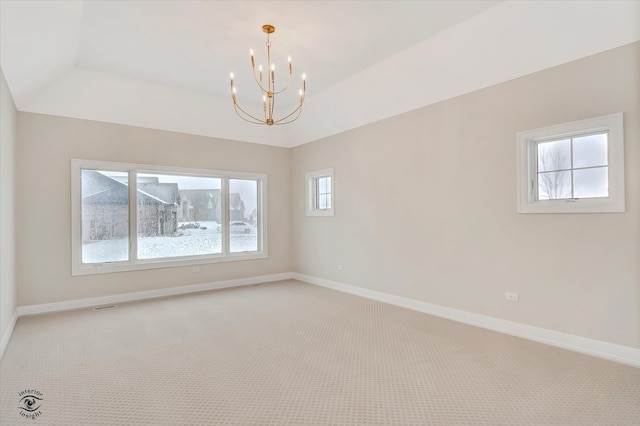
top-left (306, 168), bottom-right (334, 216)
top-left (517, 113), bottom-right (624, 214)
top-left (71, 159), bottom-right (267, 276)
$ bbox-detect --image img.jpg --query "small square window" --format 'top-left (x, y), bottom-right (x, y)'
top-left (517, 113), bottom-right (624, 213)
top-left (306, 168), bottom-right (334, 216)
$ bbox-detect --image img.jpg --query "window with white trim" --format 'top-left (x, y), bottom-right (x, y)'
top-left (71, 160), bottom-right (267, 275)
top-left (306, 168), bottom-right (334, 216)
top-left (517, 113), bottom-right (624, 213)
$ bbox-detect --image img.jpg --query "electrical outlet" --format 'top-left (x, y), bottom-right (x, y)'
top-left (192, 267), bottom-right (201, 273)
top-left (505, 292), bottom-right (519, 302)
top-left (337, 264), bottom-right (344, 271)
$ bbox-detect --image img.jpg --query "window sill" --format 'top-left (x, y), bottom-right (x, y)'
top-left (72, 251), bottom-right (268, 276)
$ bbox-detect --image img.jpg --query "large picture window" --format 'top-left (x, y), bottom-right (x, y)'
top-left (72, 160), bottom-right (267, 275)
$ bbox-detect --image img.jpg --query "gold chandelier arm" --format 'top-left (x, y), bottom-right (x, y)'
top-left (249, 72), bottom-right (287, 98)
top-left (233, 102), bottom-right (266, 125)
top-left (269, 88), bottom-right (305, 124)
top-left (272, 71), bottom-right (293, 95)
top-left (272, 96), bottom-right (304, 124)
top-left (273, 105), bottom-right (303, 125)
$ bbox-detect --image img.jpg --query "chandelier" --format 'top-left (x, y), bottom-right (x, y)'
top-left (230, 25), bottom-right (306, 125)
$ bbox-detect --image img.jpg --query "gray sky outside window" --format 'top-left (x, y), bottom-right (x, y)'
top-left (536, 132), bottom-right (608, 201)
top-left (317, 176), bottom-right (331, 209)
top-left (141, 174), bottom-right (221, 190)
top-left (573, 134), bottom-right (608, 168)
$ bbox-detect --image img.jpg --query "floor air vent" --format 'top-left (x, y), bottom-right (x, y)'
top-left (93, 305), bottom-right (117, 311)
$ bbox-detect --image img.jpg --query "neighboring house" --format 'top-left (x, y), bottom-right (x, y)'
top-left (229, 193), bottom-right (246, 222)
top-left (178, 189), bottom-right (220, 222)
top-left (247, 208), bottom-right (258, 225)
top-left (137, 181), bottom-right (180, 237)
top-left (81, 171), bottom-right (179, 241)
top-left (178, 189), bottom-right (246, 223)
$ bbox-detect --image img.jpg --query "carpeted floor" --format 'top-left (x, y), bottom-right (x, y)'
top-left (1, 280), bottom-right (639, 425)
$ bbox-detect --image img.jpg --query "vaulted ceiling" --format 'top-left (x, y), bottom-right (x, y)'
top-left (1, 1), bottom-right (638, 147)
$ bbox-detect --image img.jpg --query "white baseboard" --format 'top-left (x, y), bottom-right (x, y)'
top-left (0, 311), bottom-right (18, 360)
top-left (293, 273), bottom-right (640, 368)
top-left (16, 272), bottom-right (294, 317)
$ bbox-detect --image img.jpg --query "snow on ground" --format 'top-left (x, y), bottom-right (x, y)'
top-left (82, 221), bottom-right (257, 263)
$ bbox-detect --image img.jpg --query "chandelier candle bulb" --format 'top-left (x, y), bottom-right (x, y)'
top-left (288, 56), bottom-right (292, 74)
top-left (230, 73), bottom-right (235, 100)
top-left (250, 49), bottom-right (255, 68)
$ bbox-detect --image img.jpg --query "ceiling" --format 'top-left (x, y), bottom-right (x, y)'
top-left (1, 1), bottom-right (638, 147)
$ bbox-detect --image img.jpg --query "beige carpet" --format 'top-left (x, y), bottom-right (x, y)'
top-left (1, 280), bottom-right (638, 425)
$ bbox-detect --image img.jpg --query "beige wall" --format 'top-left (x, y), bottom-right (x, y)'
top-left (1, 68), bottom-right (17, 342)
top-left (292, 42), bottom-right (640, 349)
top-left (16, 114), bottom-right (292, 305)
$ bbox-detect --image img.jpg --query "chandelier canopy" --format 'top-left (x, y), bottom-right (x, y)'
top-left (230, 25), bottom-right (306, 126)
